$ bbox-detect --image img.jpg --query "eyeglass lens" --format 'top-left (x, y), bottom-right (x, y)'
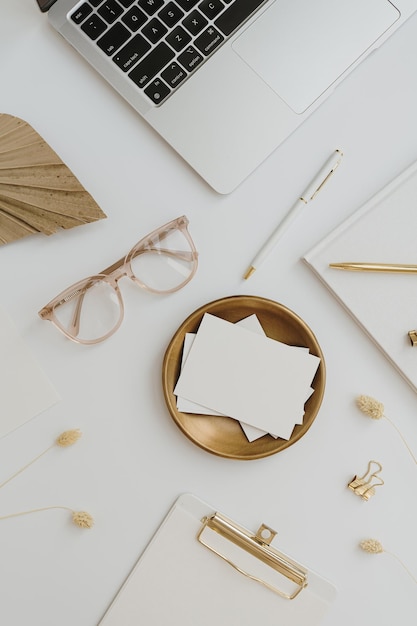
top-left (52, 279), bottom-right (122, 343)
top-left (129, 225), bottom-right (196, 292)
top-left (50, 223), bottom-right (196, 343)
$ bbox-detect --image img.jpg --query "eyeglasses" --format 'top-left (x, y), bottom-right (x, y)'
top-left (39, 216), bottom-right (198, 344)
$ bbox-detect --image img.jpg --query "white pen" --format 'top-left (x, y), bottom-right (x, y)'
top-left (243, 149), bottom-right (344, 279)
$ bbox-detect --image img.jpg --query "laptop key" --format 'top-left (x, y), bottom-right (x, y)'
top-left (144, 77), bottom-right (171, 103)
top-left (113, 33), bottom-right (151, 71)
top-left (138, 0), bottom-right (164, 16)
top-left (128, 42), bottom-right (175, 87)
top-left (97, 21), bottom-right (130, 54)
top-left (214, 0), bottom-right (265, 36)
top-left (166, 26), bottom-right (192, 52)
top-left (142, 18), bottom-right (168, 44)
top-left (98, 0), bottom-right (124, 24)
top-left (159, 2), bottom-right (184, 28)
top-left (122, 6), bottom-right (147, 31)
top-left (161, 61), bottom-right (187, 88)
top-left (182, 10), bottom-right (208, 35)
top-left (177, 45), bottom-right (204, 71)
top-left (81, 14), bottom-right (107, 39)
top-left (198, 0), bottom-right (224, 20)
top-left (71, 3), bottom-right (92, 24)
top-left (176, 0), bottom-right (199, 11)
top-left (194, 26), bottom-right (224, 56)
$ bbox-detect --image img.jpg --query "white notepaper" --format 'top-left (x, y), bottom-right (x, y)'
top-left (0, 306), bottom-right (60, 438)
top-left (177, 315), bottom-right (272, 441)
top-left (176, 315), bottom-right (315, 441)
top-left (174, 313), bottom-right (320, 439)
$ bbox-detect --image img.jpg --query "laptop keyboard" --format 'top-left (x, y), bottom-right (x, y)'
top-left (69, 0), bottom-right (265, 105)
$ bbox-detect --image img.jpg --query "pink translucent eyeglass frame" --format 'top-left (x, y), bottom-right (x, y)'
top-left (38, 215), bottom-right (198, 344)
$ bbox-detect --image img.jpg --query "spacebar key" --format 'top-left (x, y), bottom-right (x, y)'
top-left (128, 43), bottom-right (175, 88)
top-left (214, 0), bottom-right (266, 37)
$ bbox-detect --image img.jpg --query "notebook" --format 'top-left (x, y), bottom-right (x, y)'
top-left (304, 159), bottom-right (417, 393)
top-left (98, 493), bottom-right (336, 625)
top-left (36, 0), bottom-right (416, 193)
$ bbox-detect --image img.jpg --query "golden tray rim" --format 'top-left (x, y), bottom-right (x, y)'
top-left (162, 295), bottom-right (326, 460)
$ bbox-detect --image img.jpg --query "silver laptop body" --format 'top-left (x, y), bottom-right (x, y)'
top-left (39, 0), bottom-right (416, 193)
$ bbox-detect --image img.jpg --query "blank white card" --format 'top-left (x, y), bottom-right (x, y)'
top-left (174, 313), bottom-right (319, 438)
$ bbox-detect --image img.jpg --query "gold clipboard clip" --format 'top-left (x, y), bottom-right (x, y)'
top-left (197, 512), bottom-right (308, 600)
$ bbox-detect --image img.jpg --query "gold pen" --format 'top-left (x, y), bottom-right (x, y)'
top-left (329, 262), bottom-right (417, 274)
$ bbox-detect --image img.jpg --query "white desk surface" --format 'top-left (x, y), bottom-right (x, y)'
top-left (2, 3), bottom-right (417, 625)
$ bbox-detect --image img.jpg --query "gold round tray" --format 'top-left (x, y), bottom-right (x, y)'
top-left (162, 295), bottom-right (325, 460)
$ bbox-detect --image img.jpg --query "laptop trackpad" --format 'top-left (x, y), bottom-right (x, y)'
top-left (232, 0), bottom-right (400, 114)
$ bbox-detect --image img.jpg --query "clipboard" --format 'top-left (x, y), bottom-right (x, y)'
top-left (98, 494), bottom-right (336, 625)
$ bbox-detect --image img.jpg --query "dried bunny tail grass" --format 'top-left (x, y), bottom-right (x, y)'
top-left (360, 538), bottom-right (417, 584)
top-left (356, 395), bottom-right (384, 419)
top-left (360, 538), bottom-right (384, 554)
top-left (0, 429), bottom-right (83, 490)
top-left (0, 506), bottom-right (94, 529)
top-left (356, 395), bottom-right (417, 465)
top-left (56, 429), bottom-right (82, 447)
top-left (72, 510), bottom-right (94, 529)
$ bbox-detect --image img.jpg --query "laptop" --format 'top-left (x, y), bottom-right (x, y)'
top-left (37, 0), bottom-right (416, 193)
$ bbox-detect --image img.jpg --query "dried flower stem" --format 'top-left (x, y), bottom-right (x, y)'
top-left (386, 550), bottom-right (417, 584)
top-left (384, 416), bottom-right (417, 465)
top-left (0, 506), bottom-right (94, 529)
top-left (0, 430), bottom-right (82, 490)
top-left (356, 396), bottom-right (417, 465)
top-left (360, 539), bottom-right (417, 584)
top-left (0, 446), bottom-right (53, 490)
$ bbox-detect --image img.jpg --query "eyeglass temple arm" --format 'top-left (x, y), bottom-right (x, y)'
top-left (48, 281), bottom-right (95, 337)
top-left (135, 248), bottom-right (196, 262)
top-left (99, 247), bottom-right (196, 275)
top-left (57, 283), bottom-right (92, 338)
top-left (63, 255), bottom-right (130, 335)
top-left (68, 288), bottom-right (86, 337)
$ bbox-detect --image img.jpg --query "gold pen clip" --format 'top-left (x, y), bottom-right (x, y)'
top-left (302, 149), bottom-right (344, 202)
top-left (197, 512), bottom-right (308, 599)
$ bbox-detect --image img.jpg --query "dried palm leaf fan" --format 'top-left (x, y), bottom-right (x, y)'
top-left (0, 114), bottom-right (106, 245)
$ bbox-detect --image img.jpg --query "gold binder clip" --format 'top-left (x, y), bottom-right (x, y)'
top-left (348, 460), bottom-right (384, 501)
top-left (408, 330), bottom-right (417, 346)
top-left (197, 512), bottom-right (308, 600)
